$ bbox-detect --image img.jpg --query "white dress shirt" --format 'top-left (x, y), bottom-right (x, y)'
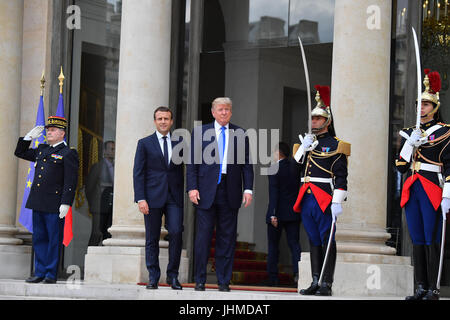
top-left (156, 130), bottom-right (172, 164)
top-left (214, 121), bottom-right (252, 195)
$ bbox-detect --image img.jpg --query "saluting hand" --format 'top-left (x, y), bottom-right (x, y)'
top-left (24, 126), bottom-right (44, 141)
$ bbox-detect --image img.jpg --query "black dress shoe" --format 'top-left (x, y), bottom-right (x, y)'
top-left (146, 282), bottom-right (158, 289)
top-left (25, 276), bottom-right (44, 283)
top-left (43, 278), bottom-right (56, 284)
top-left (167, 278), bottom-right (183, 290)
top-left (218, 284), bottom-right (230, 292)
top-left (315, 282), bottom-right (332, 296)
top-left (195, 283), bottom-right (205, 291)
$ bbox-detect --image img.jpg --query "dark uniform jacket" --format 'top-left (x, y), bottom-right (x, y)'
top-left (15, 137), bottom-right (79, 213)
top-left (293, 132), bottom-right (350, 213)
top-left (396, 119), bottom-right (450, 210)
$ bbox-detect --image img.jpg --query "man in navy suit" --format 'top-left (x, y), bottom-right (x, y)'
top-left (133, 106), bottom-right (184, 290)
top-left (265, 142), bottom-right (302, 286)
top-left (187, 97), bottom-right (254, 292)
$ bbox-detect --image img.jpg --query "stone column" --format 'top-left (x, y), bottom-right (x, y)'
top-left (84, 0), bottom-right (188, 284)
top-left (298, 0), bottom-right (414, 297)
top-left (0, 0), bottom-right (31, 279)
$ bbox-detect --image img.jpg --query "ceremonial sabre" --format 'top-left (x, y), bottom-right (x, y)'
top-left (437, 217), bottom-right (446, 290)
top-left (411, 27), bottom-right (422, 130)
top-left (399, 27), bottom-right (424, 161)
top-left (318, 218), bottom-right (336, 286)
top-left (298, 36), bottom-right (312, 134)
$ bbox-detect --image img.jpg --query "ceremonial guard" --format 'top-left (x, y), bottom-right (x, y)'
top-left (396, 69), bottom-right (449, 300)
top-left (15, 116), bottom-right (79, 283)
top-left (293, 85), bottom-right (350, 296)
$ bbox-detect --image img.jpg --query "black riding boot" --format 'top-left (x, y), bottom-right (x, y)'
top-left (405, 245), bottom-right (428, 300)
top-left (299, 244), bottom-right (323, 295)
top-left (315, 241), bottom-right (337, 296)
top-left (422, 243), bottom-right (440, 300)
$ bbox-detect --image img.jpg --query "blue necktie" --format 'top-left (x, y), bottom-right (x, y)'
top-left (218, 126), bottom-right (226, 184)
top-left (162, 136), bottom-right (169, 167)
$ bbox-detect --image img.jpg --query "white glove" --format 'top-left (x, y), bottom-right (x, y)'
top-left (441, 198), bottom-right (450, 221)
top-left (24, 126), bottom-right (44, 141)
top-left (303, 134), bottom-right (315, 150)
top-left (407, 129), bottom-right (425, 147)
top-left (59, 204), bottom-right (70, 219)
top-left (331, 203), bottom-right (343, 223)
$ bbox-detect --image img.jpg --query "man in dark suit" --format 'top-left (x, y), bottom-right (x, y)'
top-left (186, 97), bottom-right (254, 292)
top-left (86, 140), bottom-right (115, 245)
top-left (15, 116), bottom-right (79, 284)
top-left (265, 142), bottom-right (302, 286)
top-left (133, 106), bottom-right (184, 290)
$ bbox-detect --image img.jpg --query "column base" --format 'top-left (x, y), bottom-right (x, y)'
top-left (84, 246), bottom-right (189, 284)
top-left (298, 252), bottom-right (414, 297)
top-left (0, 245), bottom-right (32, 279)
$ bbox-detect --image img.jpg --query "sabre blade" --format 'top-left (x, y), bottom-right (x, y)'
top-left (298, 36), bottom-right (312, 134)
top-left (411, 27), bottom-right (422, 130)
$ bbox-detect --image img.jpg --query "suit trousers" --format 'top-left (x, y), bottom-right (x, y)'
top-left (267, 220), bottom-right (301, 280)
top-left (194, 176), bottom-right (238, 285)
top-left (144, 192), bottom-right (183, 283)
top-left (32, 210), bottom-right (64, 280)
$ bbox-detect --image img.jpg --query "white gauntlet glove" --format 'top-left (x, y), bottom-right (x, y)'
top-left (302, 134), bottom-right (316, 151)
top-left (441, 198), bottom-right (450, 221)
top-left (24, 126), bottom-right (44, 141)
top-left (407, 129), bottom-right (426, 147)
top-left (59, 204), bottom-right (70, 219)
top-left (331, 203), bottom-right (343, 223)
top-left (294, 134), bottom-right (317, 163)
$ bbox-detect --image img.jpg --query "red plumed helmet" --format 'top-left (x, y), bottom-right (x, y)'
top-left (427, 71), bottom-right (441, 94)
top-left (420, 68), bottom-right (441, 117)
top-left (314, 85), bottom-right (331, 108)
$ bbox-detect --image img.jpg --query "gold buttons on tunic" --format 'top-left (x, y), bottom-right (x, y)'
top-left (307, 189), bottom-right (312, 194)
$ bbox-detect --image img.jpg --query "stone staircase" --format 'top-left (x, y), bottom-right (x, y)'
top-left (207, 232), bottom-right (294, 286)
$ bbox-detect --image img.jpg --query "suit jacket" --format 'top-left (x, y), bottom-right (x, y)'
top-left (85, 159), bottom-right (114, 213)
top-left (14, 137), bottom-right (79, 213)
top-left (133, 132), bottom-right (184, 208)
top-left (186, 122), bottom-right (254, 210)
top-left (266, 158), bottom-right (301, 224)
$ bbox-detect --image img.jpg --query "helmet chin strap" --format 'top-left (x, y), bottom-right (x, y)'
top-left (420, 102), bottom-right (440, 120)
top-left (312, 117), bottom-right (331, 134)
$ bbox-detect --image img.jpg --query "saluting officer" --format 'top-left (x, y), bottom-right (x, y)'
top-left (396, 69), bottom-right (450, 300)
top-left (293, 85), bottom-right (350, 296)
top-left (15, 116), bottom-right (78, 284)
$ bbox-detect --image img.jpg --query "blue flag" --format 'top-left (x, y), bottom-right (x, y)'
top-left (56, 93), bottom-right (65, 119)
top-left (18, 96), bottom-right (46, 232)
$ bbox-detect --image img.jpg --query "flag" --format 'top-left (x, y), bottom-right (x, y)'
top-left (56, 93), bottom-right (73, 247)
top-left (18, 96), bottom-right (46, 233)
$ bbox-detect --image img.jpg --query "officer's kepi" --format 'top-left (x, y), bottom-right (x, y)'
top-left (45, 116), bottom-right (67, 130)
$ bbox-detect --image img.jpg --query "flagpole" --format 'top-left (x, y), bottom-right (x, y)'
top-left (59, 66), bottom-right (64, 94)
top-left (40, 71), bottom-right (45, 97)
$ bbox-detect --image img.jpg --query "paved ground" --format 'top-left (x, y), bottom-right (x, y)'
top-left (0, 279), bottom-right (417, 300)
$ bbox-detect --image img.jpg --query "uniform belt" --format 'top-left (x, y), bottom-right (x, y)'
top-left (410, 162), bottom-right (441, 173)
top-left (301, 176), bottom-right (334, 191)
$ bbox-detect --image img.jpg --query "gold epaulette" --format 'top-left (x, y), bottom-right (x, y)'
top-left (335, 138), bottom-right (351, 156)
top-left (395, 160), bottom-right (408, 166)
top-left (402, 125), bottom-right (415, 131)
top-left (438, 122), bottom-right (450, 127)
top-left (293, 143), bottom-right (300, 157)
